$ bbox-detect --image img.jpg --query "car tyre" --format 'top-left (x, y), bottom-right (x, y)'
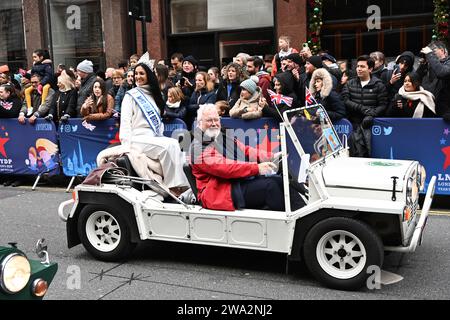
top-left (303, 217), bottom-right (383, 290)
top-left (78, 204), bottom-right (136, 261)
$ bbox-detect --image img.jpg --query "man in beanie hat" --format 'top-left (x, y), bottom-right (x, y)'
top-left (76, 59), bottom-right (97, 114)
top-left (175, 55), bottom-right (198, 99)
top-left (285, 53), bottom-right (306, 87)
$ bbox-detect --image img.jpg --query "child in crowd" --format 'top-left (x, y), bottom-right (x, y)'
top-left (163, 86), bottom-right (186, 120)
top-left (229, 79), bottom-right (264, 120)
top-left (24, 49), bottom-right (55, 115)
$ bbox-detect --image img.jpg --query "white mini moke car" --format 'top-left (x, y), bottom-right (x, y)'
top-left (58, 105), bottom-right (436, 290)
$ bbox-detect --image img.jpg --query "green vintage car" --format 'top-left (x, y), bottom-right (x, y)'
top-left (0, 239), bottom-right (57, 300)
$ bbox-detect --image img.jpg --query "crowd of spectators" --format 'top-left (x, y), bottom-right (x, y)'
top-left (1, 37), bottom-right (449, 187)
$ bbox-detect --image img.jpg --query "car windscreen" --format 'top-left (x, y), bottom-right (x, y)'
top-left (283, 105), bottom-right (343, 180)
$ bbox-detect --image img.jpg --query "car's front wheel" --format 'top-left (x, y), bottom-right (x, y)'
top-left (78, 204), bottom-right (136, 261)
top-left (303, 217), bottom-right (383, 290)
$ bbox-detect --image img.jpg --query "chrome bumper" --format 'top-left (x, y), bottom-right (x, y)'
top-left (385, 176), bottom-right (436, 253)
top-left (58, 199), bottom-right (75, 222)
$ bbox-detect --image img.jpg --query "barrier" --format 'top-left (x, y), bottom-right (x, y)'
top-left (372, 118), bottom-right (450, 195)
top-left (0, 118), bottom-right (60, 178)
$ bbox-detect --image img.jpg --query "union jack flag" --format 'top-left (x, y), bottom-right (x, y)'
top-left (305, 87), bottom-right (318, 107)
top-left (267, 89), bottom-right (293, 107)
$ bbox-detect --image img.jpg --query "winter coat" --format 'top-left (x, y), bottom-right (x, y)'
top-left (174, 71), bottom-right (197, 100)
top-left (76, 73), bottom-right (97, 113)
top-left (216, 81), bottom-right (241, 108)
top-left (48, 89), bottom-right (78, 120)
top-left (31, 59), bottom-right (55, 87)
top-left (372, 65), bottom-right (389, 84)
top-left (256, 71), bottom-right (272, 103)
top-left (163, 100), bottom-right (187, 120)
top-left (309, 68), bottom-right (346, 122)
top-left (80, 94), bottom-right (114, 121)
top-left (229, 88), bottom-right (263, 120)
top-left (115, 82), bottom-right (133, 112)
top-left (186, 88), bottom-right (216, 127)
top-left (189, 128), bottom-right (272, 211)
top-left (263, 71), bottom-right (298, 121)
top-left (341, 76), bottom-right (388, 126)
top-left (0, 96), bottom-right (22, 118)
top-left (387, 86), bottom-right (436, 118)
top-left (417, 54), bottom-right (450, 120)
top-left (384, 51), bottom-right (415, 101)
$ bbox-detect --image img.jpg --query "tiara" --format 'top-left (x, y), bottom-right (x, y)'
top-left (137, 52), bottom-right (155, 70)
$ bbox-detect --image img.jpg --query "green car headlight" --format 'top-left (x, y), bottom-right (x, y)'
top-left (0, 253), bottom-right (31, 294)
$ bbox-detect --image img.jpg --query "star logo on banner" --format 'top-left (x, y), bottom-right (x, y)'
top-left (442, 146), bottom-right (450, 170)
top-left (0, 136), bottom-right (10, 158)
top-left (256, 131), bottom-right (281, 153)
top-left (444, 128), bottom-right (449, 136)
top-left (440, 138), bottom-right (447, 145)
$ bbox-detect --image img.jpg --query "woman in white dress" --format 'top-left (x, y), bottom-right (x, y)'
top-left (120, 59), bottom-right (188, 194)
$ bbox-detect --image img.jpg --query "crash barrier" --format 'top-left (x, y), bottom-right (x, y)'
top-left (371, 118), bottom-right (449, 195)
top-left (0, 118), bottom-right (60, 178)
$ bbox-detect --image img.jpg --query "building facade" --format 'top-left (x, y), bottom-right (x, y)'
top-left (0, 0), bottom-right (447, 72)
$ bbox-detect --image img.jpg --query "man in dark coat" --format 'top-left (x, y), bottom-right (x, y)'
top-left (341, 55), bottom-right (388, 157)
top-left (417, 41), bottom-right (450, 121)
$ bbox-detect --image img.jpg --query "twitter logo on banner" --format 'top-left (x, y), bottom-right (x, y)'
top-left (383, 127), bottom-right (393, 136)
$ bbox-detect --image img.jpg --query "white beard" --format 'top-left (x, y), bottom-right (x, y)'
top-left (205, 128), bottom-right (220, 139)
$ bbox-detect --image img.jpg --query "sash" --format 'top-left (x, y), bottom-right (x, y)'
top-left (127, 88), bottom-right (162, 136)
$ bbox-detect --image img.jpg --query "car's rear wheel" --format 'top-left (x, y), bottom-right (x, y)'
top-left (303, 217), bottom-right (383, 290)
top-left (78, 204), bottom-right (136, 261)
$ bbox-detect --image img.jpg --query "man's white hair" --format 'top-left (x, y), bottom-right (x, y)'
top-left (196, 104), bottom-right (218, 125)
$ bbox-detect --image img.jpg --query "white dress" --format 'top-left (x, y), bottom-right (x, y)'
top-left (120, 87), bottom-right (188, 188)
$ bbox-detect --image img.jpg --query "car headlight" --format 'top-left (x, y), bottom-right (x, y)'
top-left (418, 165), bottom-right (426, 191)
top-left (0, 253), bottom-right (31, 294)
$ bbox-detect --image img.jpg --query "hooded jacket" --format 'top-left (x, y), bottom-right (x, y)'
top-left (309, 68), bottom-right (346, 122)
top-left (31, 59), bottom-right (55, 87)
top-left (417, 53), bottom-right (450, 120)
top-left (385, 51), bottom-right (415, 101)
top-left (263, 71), bottom-right (298, 121)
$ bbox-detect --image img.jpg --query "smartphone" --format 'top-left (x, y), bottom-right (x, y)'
top-left (180, 78), bottom-right (185, 86)
top-left (393, 67), bottom-right (400, 75)
top-left (303, 42), bottom-right (309, 48)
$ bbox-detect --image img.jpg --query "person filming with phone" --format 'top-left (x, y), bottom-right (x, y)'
top-left (385, 51), bottom-right (415, 102)
top-left (189, 104), bottom-right (305, 212)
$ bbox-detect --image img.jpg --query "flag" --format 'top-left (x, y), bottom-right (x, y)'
top-left (267, 89), bottom-right (293, 107)
top-left (305, 87), bottom-right (318, 107)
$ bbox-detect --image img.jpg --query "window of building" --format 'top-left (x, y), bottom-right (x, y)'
top-left (48, 0), bottom-right (105, 70)
top-left (0, 0), bottom-right (26, 70)
top-left (321, 0), bottom-right (433, 60)
top-left (170, 0), bottom-right (274, 34)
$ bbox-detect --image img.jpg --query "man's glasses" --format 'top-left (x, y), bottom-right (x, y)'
top-left (203, 117), bottom-right (221, 124)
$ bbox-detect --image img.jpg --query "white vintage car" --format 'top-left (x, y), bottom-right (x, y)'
top-left (58, 105), bottom-right (436, 290)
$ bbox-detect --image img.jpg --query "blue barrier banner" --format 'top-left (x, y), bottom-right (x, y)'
top-left (59, 119), bottom-right (120, 177)
top-left (221, 118), bottom-right (281, 153)
top-left (372, 118), bottom-right (450, 195)
top-left (0, 119), bottom-right (60, 175)
top-left (163, 118), bottom-right (187, 138)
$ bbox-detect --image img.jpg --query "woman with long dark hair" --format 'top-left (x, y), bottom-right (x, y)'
top-left (120, 60), bottom-right (188, 193)
top-left (80, 77), bottom-right (113, 121)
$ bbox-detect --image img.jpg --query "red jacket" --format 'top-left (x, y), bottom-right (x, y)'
top-left (191, 137), bottom-right (272, 211)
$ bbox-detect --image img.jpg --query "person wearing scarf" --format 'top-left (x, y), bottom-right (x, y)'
top-left (387, 72), bottom-right (436, 118)
top-left (120, 62), bottom-right (189, 194)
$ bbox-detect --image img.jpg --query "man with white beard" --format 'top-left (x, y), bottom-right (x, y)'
top-left (188, 104), bottom-right (305, 211)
